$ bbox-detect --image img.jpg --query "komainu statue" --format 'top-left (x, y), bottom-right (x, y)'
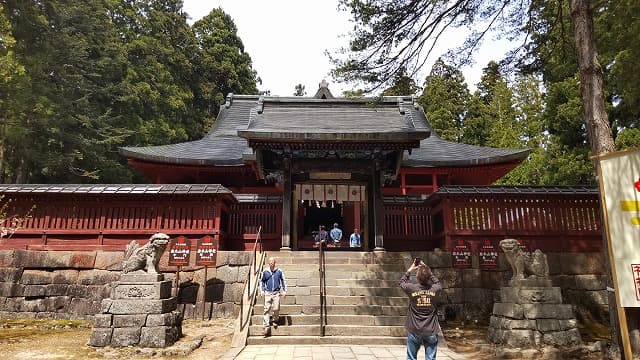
top-left (122, 233), bottom-right (170, 274)
top-left (499, 238), bottom-right (549, 283)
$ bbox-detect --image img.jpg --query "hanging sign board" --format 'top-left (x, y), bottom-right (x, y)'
top-left (195, 235), bottom-right (218, 266)
top-left (597, 148), bottom-right (640, 307)
top-left (479, 239), bottom-right (499, 270)
top-left (452, 239), bottom-right (472, 269)
top-left (168, 235), bottom-right (191, 267)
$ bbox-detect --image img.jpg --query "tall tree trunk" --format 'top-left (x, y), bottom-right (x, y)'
top-left (570, 1), bottom-right (634, 359)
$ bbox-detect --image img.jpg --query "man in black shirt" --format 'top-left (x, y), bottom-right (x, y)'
top-left (400, 258), bottom-right (442, 360)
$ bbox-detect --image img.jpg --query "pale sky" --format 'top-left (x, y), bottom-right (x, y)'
top-left (182, 0), bottom-right (510, 97)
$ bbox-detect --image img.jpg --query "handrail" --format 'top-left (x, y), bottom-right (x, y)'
top-left (240, 226), bottom-right (264, 330)
top-left (318, 228), bottom-right (327, 337)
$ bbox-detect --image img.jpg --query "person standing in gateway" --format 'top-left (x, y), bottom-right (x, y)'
top-left (400, 258), bottom-right (442, 360)
top-left (260, 257), bottom-right (287, 337)
top-left (330, 222), bottom-right (343, 248)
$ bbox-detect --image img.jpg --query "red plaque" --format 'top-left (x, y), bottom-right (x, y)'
top-left (632, 264), bottom-right (640, 301)
top-left (168, 236), bottom-right (191, 266)
top-left (195, 235), bottom-right (218, 266)
top-left (479, 239), bottom-right (498, 270)
top-left (452, 239), bottom-right (471, 269)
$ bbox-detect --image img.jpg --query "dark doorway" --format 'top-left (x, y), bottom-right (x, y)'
top-left (298, 201), bottom-right (343, 249)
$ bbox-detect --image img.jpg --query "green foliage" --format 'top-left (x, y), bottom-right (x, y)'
top-left (1, 1), bottom-right (259, 183)
top-left (382, 67), bottom-right (420, 96)
top-left (418, 59), bottom-right (469, 142)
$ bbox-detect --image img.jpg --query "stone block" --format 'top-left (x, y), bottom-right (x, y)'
top-left (139, 326), bottom-right (180, 347)
top-left (210, 302), bottom-right (238, 318)
top-left (78, 270), bottom-right (120, 285)
top-left (432, 268), bottom-right (461, 288)
top-left (0, 250), bottom-right (15, 267)
top-left (537, 319), bottom-right (561, 332)
top-left (113, 281), bottom-right (172, 300)
top-left (46, 284), bottom-right (69, 296)
top-left (559, 253), bottom-right (604, 275)
top-left (490, 316), bottom-right (536, 330)
top-left (21, 270), bottom-right (54, 285)
top-left (222, 251), bottom-right (251, 266)
top-left (23, 285), bottom-right (47, 297)
top-left (542, 328), bottom-right (581, 346)
top-left (94, 251), bottom-right (124, 270)
top-left (550, 275), bottom-right (576, 289)
top-left (481, 271), bottom-right (505, 289)
top-left (222, 282), bottom-right (244, 303)
top-left (523, 303), bottom-right (574, 319)
top-left (426, 250), bottom-right (452, 268)
top-left (463, 287), bottom-right (491, 304)
top-left (111, 327), bottom-right (141, 347)
top-left (558, 319), bottom-right (577, 330)
top-left (146, 311), bottom-right (182, 326)
top-left (68, 298), bottom-right (102, 316)
top-left (109, 297), bottom-right (177, 314)
top-left (119, 272), bottom-right (165, 283)
top-left (52, 270), bottom-right (80, 284)
top-left (500, 287), bottom-right (562, 304)
top-left (88, 327), bottom-right (113, 347)
top-left (13, 250), bottom-right (96, 269)
top-left (574, 275), bottom-right (606, 290)
top-left (492, 303), bottom-right (524, 319)
top-left (0, 268), bottom-right (22, 283)
top-left (0, 282), bottom-right (24, 297)
top-left (442, 288), bottom-right (463, 304)
top-left (215, 265), bottom-right (239, 283)
top-left (113, 314), bottom-right (147, 327)
top-left (93, 313), bottom-right (112, 327)
top-left (461, 269), bottom-right (481, 288)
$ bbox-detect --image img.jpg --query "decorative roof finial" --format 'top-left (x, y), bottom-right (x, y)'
top-left (319, 79), bottom-right (329, 89)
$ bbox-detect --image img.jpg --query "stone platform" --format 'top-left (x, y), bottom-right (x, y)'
top-left (88, 272), bottom-right (182, 347)
top-left (488, 279), bottom-right (581, 348)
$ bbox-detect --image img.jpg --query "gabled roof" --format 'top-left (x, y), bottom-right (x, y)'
top-left (119, 93), bottom-right (529, 168)
top-left (238, 96), bottom-right (430, 142)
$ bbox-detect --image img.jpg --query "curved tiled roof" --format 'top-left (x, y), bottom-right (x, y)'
top-left (119, 94), bottom-right (528, 167)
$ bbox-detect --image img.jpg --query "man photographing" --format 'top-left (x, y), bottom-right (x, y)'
top-left (400, 257), bottom-right (442, 360)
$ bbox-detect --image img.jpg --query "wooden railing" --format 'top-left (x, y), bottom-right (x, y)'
top-left (227, 203), bottom-right (281, 251)
top-left (1, 198), bottom-right (223, 251)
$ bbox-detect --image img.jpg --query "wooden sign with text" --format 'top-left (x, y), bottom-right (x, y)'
top-left (452, 239), bottom-right (472, 269)
top-left (479, 239), bottom-right (498, 270)
top-left (168, 236), bottom-right (191, 266)
top-left (195, 235), bottom-right (218, 266)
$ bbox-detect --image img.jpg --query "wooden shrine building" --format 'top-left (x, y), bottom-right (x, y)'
top-left (0, 83), bottom-right (603, 253)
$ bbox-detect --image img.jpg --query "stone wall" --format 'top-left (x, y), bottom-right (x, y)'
top-left (418, 250), bottom-right (609, 323)
top-left (0, 250), bottom-right (251, 320)
top-left (0, 249), bottom-right (608, 323)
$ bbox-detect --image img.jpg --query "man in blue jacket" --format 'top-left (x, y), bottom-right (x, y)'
top-left (260, 257), bottom-right (287, 337)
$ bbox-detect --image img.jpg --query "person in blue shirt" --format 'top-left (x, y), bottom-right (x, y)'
top-left (330, 223), bottom-right (343, 248)
top-left (349, 228), bottom-right (361, 248)
top-left (259, 257), bottom-right (287, 337)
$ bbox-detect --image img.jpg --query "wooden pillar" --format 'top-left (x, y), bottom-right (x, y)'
top-left (371, 160), bottom-right (384, 251)
top-left (281, 157), bottom-right (292, 251)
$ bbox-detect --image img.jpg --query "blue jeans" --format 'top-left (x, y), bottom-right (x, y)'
top-left (406, 332), bottom-right (438, 360)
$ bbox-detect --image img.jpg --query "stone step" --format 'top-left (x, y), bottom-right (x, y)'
top-left (280, 295), bottom-right (407, 306)
top-left (246, 335), bottom-right (406, 346)
top-left (248, 324), bottom-right (407, 337)
top-left (253, 304), bottom-right (408, 316)
top-left (251, 314), bottom-right (406, 326)
top-left (286, 278), bottom-right (403, 288)
top-left (286, 286), bottom-right (405, 297)
top-left (274, 269), bottom-right (406, 280)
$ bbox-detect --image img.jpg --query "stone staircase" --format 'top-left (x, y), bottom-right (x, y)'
top-left (247, 251), bottom-right (412, 345)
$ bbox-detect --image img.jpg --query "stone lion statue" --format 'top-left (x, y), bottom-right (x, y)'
top-left (499, 238), bottom-right (549, 283)
top-left (122, 233), bottom-right (170, 274)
